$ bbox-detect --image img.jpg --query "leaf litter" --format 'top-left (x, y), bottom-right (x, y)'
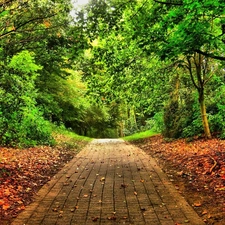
top-left (0, 144), bottom-right (81, 224)
top-left (134, 134), bottom-right (225, 225)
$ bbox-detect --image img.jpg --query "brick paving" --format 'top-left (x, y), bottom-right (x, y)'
top-left (11, 139), bottom-right (205, 225)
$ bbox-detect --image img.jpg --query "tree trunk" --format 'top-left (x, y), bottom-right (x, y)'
top-left (198, 88), bottom-right (211, 139)
top-left (190, 53), bottom-right (212, 139)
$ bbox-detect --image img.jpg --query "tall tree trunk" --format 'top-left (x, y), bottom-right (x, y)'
top-left (187, 53), bottom-right (212, 139)
top-left (195, 53), bottom-right (211, 139)
top-left (198, 88), bottom-right (211, 139)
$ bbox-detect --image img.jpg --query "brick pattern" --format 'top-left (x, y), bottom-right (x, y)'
top-left (11, 139), bottom-right (205, 225)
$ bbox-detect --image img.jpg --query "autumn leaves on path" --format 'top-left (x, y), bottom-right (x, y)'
top-left (11, 139), bottom-right (204, 225)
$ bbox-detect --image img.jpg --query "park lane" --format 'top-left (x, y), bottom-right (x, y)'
top-left (11, 139), bottom-right (205, 225)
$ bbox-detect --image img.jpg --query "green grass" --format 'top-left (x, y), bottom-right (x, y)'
top-left (122, 130), bottom-right (159, 141)
top-left (51, 124), bottom-right (93, 151)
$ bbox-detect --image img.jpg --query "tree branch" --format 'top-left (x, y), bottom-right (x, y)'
top-left (186, 56), bottom-right (199, 90)
top-left (195, 49), bottom-right (225, 61)
top-left (0, 14), bottom-right (56, 39)
top-left (153, 0), bottom-right (183, 6)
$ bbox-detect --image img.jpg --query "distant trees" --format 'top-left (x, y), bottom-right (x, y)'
top-left (1, 0), bottom-right (225, 146)
top-left (72, 0), bottom-right (225, 139)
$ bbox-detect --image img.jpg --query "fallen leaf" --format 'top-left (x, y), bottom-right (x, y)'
top-left (107, 216), bottom-right (116, 220)
top-left (2, 204), bottom-right (10, 210)
top-left (4, 189), bottom-right (11, 196)
top-left (120, 183), bottom-right (127, 188)
top-left (193, 202), bottom-right (202, 207)
top-left (19, 205), bottom-right (25, 210)
top-left (216, 187), bottom-right (225, 191)
top-left (134, 191), bottom-right (138, 196)
top-left (92, 217), bottom-right (99, 222)
top-left (202, 209), bottom-right (208, 215)
top-left (0, 200), bottom-right (5, 206)
top-left (17, 200), bottom-right (23, 205)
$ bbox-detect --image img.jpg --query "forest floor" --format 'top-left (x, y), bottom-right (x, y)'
top-left (0, 134), bottom-right (88, 225)
top-left (132, 135), bottom-right (225, 225)
top-left (0, 134), bottom-right (225, 225)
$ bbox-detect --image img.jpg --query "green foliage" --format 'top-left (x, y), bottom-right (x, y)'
top-left (122, 130), bottom-right (158, 142)
top-left (1, 0), bottom-right (225, 145)
top-left (163, 99), bottom-right (181, 138)
top-left (144, 112), bottom-right (164, 133)
top-left (0, 51), bottom-right (53, 147)
top-left (52, 123), bottom-right (93, 142)
top-left (207, 85), bottom-right (225, 138)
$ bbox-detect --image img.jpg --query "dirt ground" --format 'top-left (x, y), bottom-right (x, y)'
top-left (132, 135), bottom-right (225, 225)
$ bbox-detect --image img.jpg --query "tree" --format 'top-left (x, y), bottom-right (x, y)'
top-left (123, 0), bottom-right (225, 138)
top-left (0, 0), bottom-right (76, 145)
top-left (0, 50), bottom-right (53, 146)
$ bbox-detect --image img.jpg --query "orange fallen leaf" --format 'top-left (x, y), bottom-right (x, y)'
top-left (4, 189), bottom-right (11, 196)
top-left (193, 202), bottom-right (202, 207)
top-left (134, 191), bottom-right (138, 196)
top-left (3, 203), bottom-right (10, 210)
top-left (0, 200), bottom-right (5, 206)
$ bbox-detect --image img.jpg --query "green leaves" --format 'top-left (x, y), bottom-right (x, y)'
top-left (9, 51), bottom-right (42, 74)
top-left (0, 50), bottom-right (53, 147)
top-left (0, 10), bottom-right (10, 18)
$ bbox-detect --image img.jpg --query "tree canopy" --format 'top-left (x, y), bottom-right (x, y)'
top-left (1, 0), bottom-right (225, 146)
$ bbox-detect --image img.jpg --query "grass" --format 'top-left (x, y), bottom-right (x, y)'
top-left (122, 130), bottom-right (159, 141)
top-left (51, 124), bottom-right (93, 151)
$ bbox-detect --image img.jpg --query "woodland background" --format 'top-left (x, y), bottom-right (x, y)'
top-left (1, 0), bottom-right (225, 147)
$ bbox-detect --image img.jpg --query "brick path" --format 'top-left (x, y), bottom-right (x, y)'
top-left (11, 139), bottom-right (205, 225)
